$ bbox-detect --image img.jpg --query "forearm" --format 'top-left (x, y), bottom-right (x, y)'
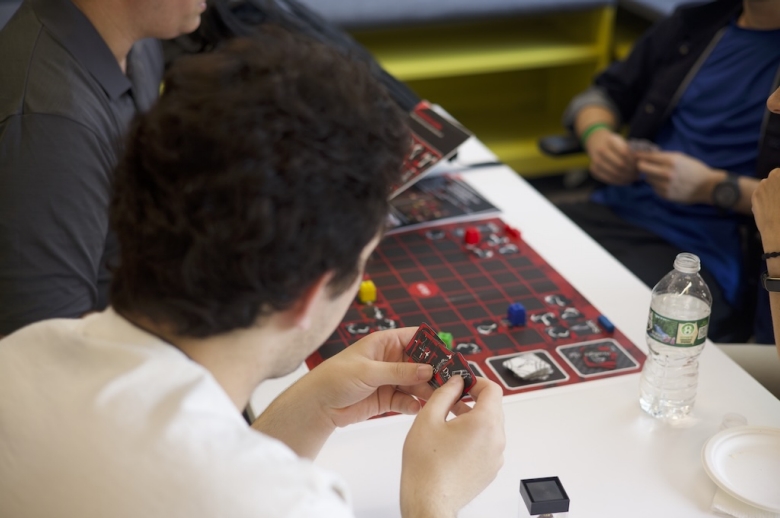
top-left (401, 498), bottom-right (455, 518)
top-left (574, 105), bottom-right (619, 139)
top-left (251, 374), bottom-right (335, 460)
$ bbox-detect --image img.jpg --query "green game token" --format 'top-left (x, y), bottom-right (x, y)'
top-left (437, 332), bottom-right (454, 350)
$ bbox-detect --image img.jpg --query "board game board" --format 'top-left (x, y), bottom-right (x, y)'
top-left (306, 217), bottom-right (645, 397)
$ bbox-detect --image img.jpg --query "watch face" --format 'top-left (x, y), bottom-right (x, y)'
top-left (712, 180), bottom-right (740, 209)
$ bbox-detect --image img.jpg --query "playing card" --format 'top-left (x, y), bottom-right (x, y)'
top-left (433, 351), bottom-right (477, 395)
top-left (405, 323), bottom-right (476, 397)
top-left (627, 138), bottom-right (660, 153)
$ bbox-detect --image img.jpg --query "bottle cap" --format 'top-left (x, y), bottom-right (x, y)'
top-left (674, 253), bottom-right (701, 274)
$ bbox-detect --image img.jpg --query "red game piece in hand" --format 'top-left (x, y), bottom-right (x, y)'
top-left (464, 227), bottom-right (481, 245)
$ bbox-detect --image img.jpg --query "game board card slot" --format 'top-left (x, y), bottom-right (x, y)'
top-left (556, 339), bottom-right (642, 378)
top-left (486, 350), bottom-right (570, 391)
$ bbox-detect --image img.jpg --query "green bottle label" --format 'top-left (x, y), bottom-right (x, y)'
top-left (646, 309), bottom-right (709, 347)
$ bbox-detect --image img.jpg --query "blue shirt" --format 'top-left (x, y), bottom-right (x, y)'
top-left (593, 20), bottom-right (780, 306)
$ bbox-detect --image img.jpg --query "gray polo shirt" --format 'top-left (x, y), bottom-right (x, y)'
top-left (0, 0), bottom-right (163, 335)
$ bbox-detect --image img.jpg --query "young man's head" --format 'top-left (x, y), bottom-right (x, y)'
top-left (110, 31), bottom-right (408, 364)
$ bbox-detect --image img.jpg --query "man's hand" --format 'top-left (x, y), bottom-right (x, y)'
top-left (306, 327), bottom-right (454, 429)
top-left (400, 376), bottom-right (505, 518)
top-left (584, 130), bottom-right (639, 185)
top-left (254, 327), bottom-right (453, 459)
top-left (636, 150), bottom-right (721, 204)
top-left (753, 168), bottom-right (780, 253)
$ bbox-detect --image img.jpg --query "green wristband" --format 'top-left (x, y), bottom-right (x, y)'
top-left (580, 122), bottom-right (612, 147)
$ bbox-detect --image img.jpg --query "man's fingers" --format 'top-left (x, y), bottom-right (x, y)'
top-left (465, 379), bottom-right (505, 425)
top-left (362, 360), bottom-right (433, 389)
top-left (598, 147), bottom-right (632, 172)
top-left (635, 150), bottom-right (672, 165)
top-left (418, 376), bottom-right (464, 421)
top-left (388, 390), bottom-right (423, 415)
top-left (467, 378), bottom-right (503, 407)
top-left (605, 141), bottom-right (635, 170)
top-left (637, 159), bottom-right (668, 179)
top-left (352, 327), bottom-right (418, 362)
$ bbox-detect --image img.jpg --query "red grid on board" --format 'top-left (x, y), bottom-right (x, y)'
top-left (306, 217), bottom-right (645, 397)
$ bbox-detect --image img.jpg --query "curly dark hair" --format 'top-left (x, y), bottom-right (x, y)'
top-left (110, 30), bottom-right (409, 337)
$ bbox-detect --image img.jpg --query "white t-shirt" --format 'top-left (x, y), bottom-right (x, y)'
top-left (0, 308), bottom-right (353, 518)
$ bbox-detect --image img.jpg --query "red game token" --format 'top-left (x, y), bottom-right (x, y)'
top-left (464, 227), bottom-right (480, 245)
top-left (505, 224), bottom-right (521, 239)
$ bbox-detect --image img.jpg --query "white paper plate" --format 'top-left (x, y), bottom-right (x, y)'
top-left (702, 426), bottom-right (780, 513)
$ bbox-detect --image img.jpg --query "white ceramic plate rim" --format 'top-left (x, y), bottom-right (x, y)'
top-left (702, 425), bottom-right (780, 513)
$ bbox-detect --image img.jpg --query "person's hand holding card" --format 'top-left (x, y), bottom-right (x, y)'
top-left (584, 130), bottom-right (639, 185)
top-left (254, 327), bottom-right (435, 459)
top-left (401, 375), bottom-right (505, 518)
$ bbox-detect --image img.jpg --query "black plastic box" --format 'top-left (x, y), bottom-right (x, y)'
top-left (519, 476), bottom-right (570, 515)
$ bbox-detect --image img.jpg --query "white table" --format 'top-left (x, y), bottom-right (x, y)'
top-left (251, 139), bottom-right (780, 517)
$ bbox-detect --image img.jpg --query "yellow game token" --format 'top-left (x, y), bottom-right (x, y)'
top-left (358, 280), bottom-right (377, 304)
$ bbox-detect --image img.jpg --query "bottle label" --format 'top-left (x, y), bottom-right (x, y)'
top-left (646, 309), bottom-right (709, 347)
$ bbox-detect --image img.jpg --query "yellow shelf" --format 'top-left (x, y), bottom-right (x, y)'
top-left (352, 7), bottom-right (615, 177)
top-left (359, 39), bottom-right (602, 81)
top-left (353, 12), bottom-right (612, 81)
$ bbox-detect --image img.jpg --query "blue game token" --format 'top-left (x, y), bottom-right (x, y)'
top-left (507, 303), bottom-right (526, 327)
top-left (597, 314), bottom-right (615, 333)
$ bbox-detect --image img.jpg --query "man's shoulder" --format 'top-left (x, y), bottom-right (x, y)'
top-left (0, 13), bottom-right (119, 133)
top-left (0, 313), bottom-right (353, 517)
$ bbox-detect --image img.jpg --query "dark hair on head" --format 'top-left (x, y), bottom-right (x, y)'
top-left (110, 29), bottom-right (409, 337)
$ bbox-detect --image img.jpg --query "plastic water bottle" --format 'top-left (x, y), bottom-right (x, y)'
top-left (639, 253), bottom-right (712, 420)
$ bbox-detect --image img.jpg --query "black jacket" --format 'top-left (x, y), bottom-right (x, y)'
top-left (566, 0), bottom-right (780, 179)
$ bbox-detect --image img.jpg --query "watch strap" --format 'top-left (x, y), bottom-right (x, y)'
top-left (761, 271), bottom-right (780, 292)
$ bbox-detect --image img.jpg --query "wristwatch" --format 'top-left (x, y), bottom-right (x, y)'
top-left (761, 271), bottom-right (780, 292)
top-left (712, 173), bottom-right (740, 210)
